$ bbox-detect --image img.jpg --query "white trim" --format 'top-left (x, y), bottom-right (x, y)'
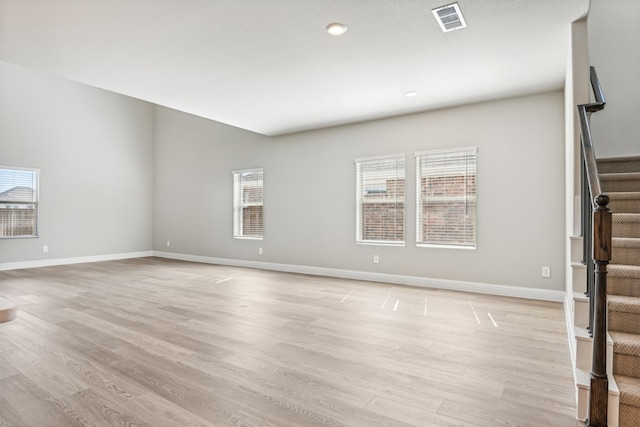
top-left (153, 251), bottom-right (565, 302)
top-left (0, 251), bottom-right (153, 271)
top-left (416, 243), bottom-right (476, 250)
top-left (0, 165), bottom-right (41, 173)
top-left (231, 167), bottom-right (263, 175)
top-left (415, 146), bottom-right (477, 157)
top-left (354, 153), bottom-right (405, 163)
top-left (356, 241), bottom-right (405, 247)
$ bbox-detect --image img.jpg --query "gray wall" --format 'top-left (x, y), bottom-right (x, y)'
top-left (0, 60), bottom-right (566, 291)
top-left (588, 0), bottom-right (640, 158)
top-left (0, 61), bottom-right (154, 263)
top-left (154, 91), bottom-right (566, 290)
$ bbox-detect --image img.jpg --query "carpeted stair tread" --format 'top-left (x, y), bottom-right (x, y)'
top-left (609, 295), bottom-right (640, 314)
top-left (609, 264), bottom-right (640, 278)
top-left (613, 237), bottom-right (640, 248)
top-left (613, 213), bottom-right (640, 239)
top-left (616, 375), bottom-right (640, 408)
top-left (608, 263), bottom-right (640, 297)
top-left (601, 172), bottom-right (640, 192)
top-left (611, 331), bottom-right (640, 357)
top-left (601, 172), bottom-right (640, 181)
top-left (597, 156), bottom-right (640, 174)
top-left (607, 191), bottom-right (640, 214)
top-left (611, 237), bottom-right (640, 266)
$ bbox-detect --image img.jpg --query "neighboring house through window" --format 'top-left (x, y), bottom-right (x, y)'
top-left (233, 168), bottom-right (263, 239)
top-left (0, 166), bottom-right (40, 238)
top-left (355, 154), bottom-right (405, 245)
top-left (416, 147), bottom-right (477, 248)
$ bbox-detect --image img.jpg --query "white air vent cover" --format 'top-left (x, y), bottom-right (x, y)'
top-left (432, 3), bottom-right (467, 32)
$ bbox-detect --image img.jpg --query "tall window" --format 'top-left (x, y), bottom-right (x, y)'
top-left (233, 168), bottom-right (263, 239)
top-left (355, 154), bottom-right (405, 245)
top-left (416, 147), bottom-right (476, 248)
top-left (0, 166), bottom-right (40, 238)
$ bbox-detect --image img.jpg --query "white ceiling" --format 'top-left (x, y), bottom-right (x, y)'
top-left (0, 0), bottom-right (589, 136)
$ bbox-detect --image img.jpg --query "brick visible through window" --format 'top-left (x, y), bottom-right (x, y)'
top-left (416, 147), bottom-right (476, 248)
top-left (233, 168), bottom-right (263, 239)
top-left (355, 155), bottom-right (405, 245)
top-left (0, 166), bottom-right (39, 238)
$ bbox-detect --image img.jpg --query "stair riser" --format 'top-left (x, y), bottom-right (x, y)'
top-left (614, 353), bottom-right (640, 378)
top-left (597, 158), bottom-right (640, 174)
top-left (609, 311), bottom-right (640, 335)
top-left (576, 384), bottom-right (620, 426)
top-left (574, 298), bottom-right (589, 328)
top-left (603, 179), bottom-right (640, 193)
top-left (613, 221), bottom-right (640, 239)
top-left (572, 265), bottom-right (587, 293)
top-left (609, 276), bottom-right (640, 298)
top-left (611, 247), bottom-right (640, 266)
top-left (576, 335), bottom-right (614, 375)
top-left (609, 199), bottom-right (640, 214)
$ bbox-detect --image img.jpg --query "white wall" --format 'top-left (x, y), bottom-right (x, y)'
top-left (0, 61), bottom-right (154, 264)
top-left (154, 91), bottom-right (566, 290)
top-left (588, 0), bottom-right (640, 158)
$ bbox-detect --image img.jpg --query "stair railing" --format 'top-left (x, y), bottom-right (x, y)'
top-left (577, 66), bottom-right (611, 427)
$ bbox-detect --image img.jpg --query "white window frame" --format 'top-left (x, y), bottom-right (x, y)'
top-left (355, 154), bottom-right (405, 246)
top-left (232, 168), bottom-right (263, 240)
top-left (415, 147), bottom-right (477, 249)
top-left (0, 165), bottom-right (40, 239)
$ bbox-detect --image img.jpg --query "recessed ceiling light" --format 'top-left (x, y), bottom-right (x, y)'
top-left (326, 23), bottom-right (347, 36)
top-left (405, 91), bottom-right (418, 97)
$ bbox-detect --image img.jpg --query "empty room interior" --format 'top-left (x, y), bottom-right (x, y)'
top-left (1, 1), bottom-right (639, 426)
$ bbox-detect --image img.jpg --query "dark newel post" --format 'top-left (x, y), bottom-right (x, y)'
top-left (587, 194), bottom-right (611, 427)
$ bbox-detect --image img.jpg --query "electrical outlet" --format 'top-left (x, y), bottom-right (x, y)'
top-left (42, 245), bottom-right (48, 253)
top-left (166, 240), bottom-right (171, 247)
top-left (259, 247), bottom-right (263, 255)
top-left (542, 266), bottom-right (551, 278)
top-left (373, 255), bottom-right (379, 264)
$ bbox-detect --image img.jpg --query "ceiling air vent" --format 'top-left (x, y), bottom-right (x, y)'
top-left (432, 3), bottom-right (467, 32)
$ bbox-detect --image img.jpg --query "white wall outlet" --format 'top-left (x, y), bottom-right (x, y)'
top-left (258, 247), bottom-right (263, 255)
top-left (42, 245), bottom-right (48, 253)
top-left (542, 266), bottom-right (551, 278)
top-left (373, 255), bottom-right (379, 264)
top-left (166, 240), bottom-right (171, 247)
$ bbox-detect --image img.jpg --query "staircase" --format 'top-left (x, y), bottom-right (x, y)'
top-left (0, 296), bottom-right (17, 323)
top-left (600, 156), bottom-right (640, 427)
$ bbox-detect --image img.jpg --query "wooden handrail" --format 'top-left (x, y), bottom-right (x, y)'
top-left (577, 66), bottom-right (611, 427)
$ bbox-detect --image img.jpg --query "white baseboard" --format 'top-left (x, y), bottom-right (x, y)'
top-left (0, 251), bottom-right (153, 271)
top-left (153, 251), bottom-right (566, 303)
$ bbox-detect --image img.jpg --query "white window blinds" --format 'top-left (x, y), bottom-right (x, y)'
top-left (233, 168), bottom-right (263, 239)
top-left (355, 154), bottom-right (405, 245)
top-left (0, 166), bottom-right (39, 238)
top-left (416, 147), bottom-right (476, 248)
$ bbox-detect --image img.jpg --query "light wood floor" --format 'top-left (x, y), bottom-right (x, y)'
top-left (0, 257), bottom-right (582, 427)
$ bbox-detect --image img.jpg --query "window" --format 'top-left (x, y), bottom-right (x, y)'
top-left (233, 168), bottom-right (263, 239)
top-left (355, 154), bottom-right (405, 245)
top-left (416, 147), bottom-right (476, 248)
top-left (0, 166), bottom-right (39, 238)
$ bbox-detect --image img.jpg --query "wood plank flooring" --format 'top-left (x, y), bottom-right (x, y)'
top-left (0, 257), bottom-right (582, 426)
